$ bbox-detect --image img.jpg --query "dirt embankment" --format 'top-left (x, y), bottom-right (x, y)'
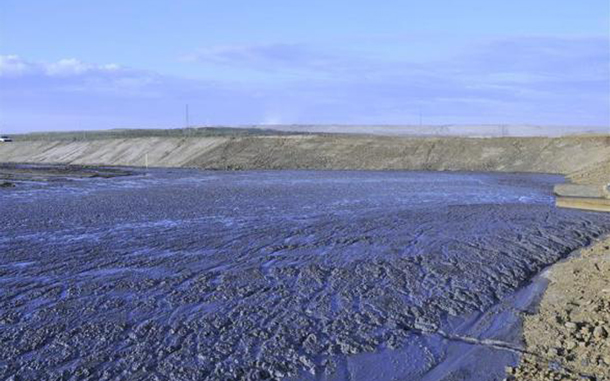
top-left (512, 237), bottom-right (610, 380)
top-left (567, 158), bottom-right (610, 185)
top-left (512, 159), bottom-right (610, 380)
top-left (0, 134), bottom-right (608, 175)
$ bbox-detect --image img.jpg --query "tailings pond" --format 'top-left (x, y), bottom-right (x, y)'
top-left (1, 168), bottom-right (609, 380)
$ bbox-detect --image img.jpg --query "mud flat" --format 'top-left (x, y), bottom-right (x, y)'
top-left (0, 163), bottom-right (133, 184)
top-left (1, 167), bottom-right (610, 380)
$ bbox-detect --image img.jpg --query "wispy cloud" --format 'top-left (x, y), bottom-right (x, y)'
top-left (0, 55), bottom-right (33, 77)
top-left (184, 43), bottom-right (339, 70)
top-left (0, 55), bottom-right (174, 99)
top-left (182, 43), bottom-right (390, 78)
top-left (0, 55), bottom-right (123, 78)
top-left (0, 55), bottom-right (266, 131)
top-left (45, 58), bottom-right (121, 77)
top-left (183, 36), bottom-right (609, 104)
top-left (1, 35), bottom-right (608, 132)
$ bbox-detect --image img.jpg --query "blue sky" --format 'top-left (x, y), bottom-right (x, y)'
top-left (1, 0), bottom-right (609, 132)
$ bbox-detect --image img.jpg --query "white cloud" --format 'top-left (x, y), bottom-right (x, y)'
top-left (0, 55), bottom-right (124, 78)
top-left (45, 58), bottom-right (92, 76)
top-left (0, 55), bottom-right (169, 103)
top-left (0, 55), bottom-right (34, 76)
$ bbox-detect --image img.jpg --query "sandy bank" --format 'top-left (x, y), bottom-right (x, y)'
top-left (553, 146), bottom-right (609, 212)
top-left (567, 158), bottom-right (610, 185)
top-left (511, 236), bottom-right (610, 380)
top-left (513, 163), bottom-right (610, 380)
top-left (0, 134), bottom-right (608, 174)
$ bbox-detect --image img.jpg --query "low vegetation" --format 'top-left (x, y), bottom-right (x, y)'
top-left (8, 126), bottom-right (305, 142)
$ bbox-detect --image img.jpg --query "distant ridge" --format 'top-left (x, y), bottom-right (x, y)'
top-left (8, 124), bottom-right (608, 141)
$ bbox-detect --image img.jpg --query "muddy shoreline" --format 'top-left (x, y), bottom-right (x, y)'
top-left (512, 235), bottom-right (610, 380)
top-left (0, 163), bottom-right (134, 183)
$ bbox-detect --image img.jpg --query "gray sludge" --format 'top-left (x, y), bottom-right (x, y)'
top-left (1, 169), bottom-right (609, 380)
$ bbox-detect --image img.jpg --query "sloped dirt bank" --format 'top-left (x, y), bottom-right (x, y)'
top-left (567, 158), bottom-right (610, 185)
top-left (0, 134), bottom-right (608, 175)
top-left (511, 236), bottom-right (610, 380)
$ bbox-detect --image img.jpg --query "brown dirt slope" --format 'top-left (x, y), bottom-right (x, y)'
top-left (0, 134), bottom-right (608, 175)
top-left (567, 158), bottom-right (610, 185)
top-left (511, 237), bottom-right (610, 380)
top-left (514, 156), bottom-right (610, 380)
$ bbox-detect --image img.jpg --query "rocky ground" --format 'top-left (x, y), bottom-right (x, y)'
top-left (510, 236), bottom-right (610, 380)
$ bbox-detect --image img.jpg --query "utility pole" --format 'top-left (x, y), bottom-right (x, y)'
top-left (185, 104), bottom-right (190, 128)
top-left (500, 124), bottom-right (508, 137)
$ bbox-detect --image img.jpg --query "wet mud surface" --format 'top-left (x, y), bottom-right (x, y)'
top-left (1, 168), bottom-right (610, 380)
top-left (0, 163), bottom-right (133, 184)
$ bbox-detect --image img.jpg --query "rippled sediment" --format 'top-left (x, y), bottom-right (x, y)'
top-left (1, 168), bottom-right (609, 380)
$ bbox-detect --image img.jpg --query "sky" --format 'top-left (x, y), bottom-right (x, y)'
top-left (0, 0), bottom-right (609, 133)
